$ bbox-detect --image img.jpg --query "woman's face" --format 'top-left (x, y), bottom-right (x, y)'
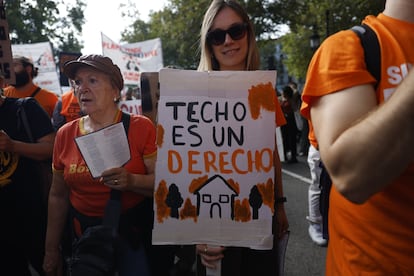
top-left (210, 7), bottom-right (248, 71)
top-left (73, 67), bottom-right (118, 115)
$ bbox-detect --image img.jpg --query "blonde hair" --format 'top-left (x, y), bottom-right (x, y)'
top-left (198, 0), bottom-right (260, 71)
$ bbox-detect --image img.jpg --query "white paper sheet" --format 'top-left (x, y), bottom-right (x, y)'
top-left (75, 122), bottom-right (130, 178)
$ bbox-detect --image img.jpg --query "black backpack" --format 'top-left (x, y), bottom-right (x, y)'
top-left (319, 23), bottom-right (381, 240)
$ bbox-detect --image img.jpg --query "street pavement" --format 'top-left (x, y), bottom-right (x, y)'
top-left (282, 155), bottom-right (327, 276)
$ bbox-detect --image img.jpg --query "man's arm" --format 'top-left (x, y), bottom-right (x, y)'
top-left (311, 70), bottom-right (414, 204)
top-left (0, 130), bottom-right (55, 161)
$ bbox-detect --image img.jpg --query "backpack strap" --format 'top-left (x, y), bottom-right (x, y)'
top-left (102, 112), bottom-right (131, 228)
top-left (30, 87), bottom-right (41, 98)
top-left (318, 26), bottom-right (381, 241)
top-left (108, 112), bottom-right (130, 201)
top-left (16, 97), bottom-right (35, 142)
top-left (351, 24), bottom-right (381, 89)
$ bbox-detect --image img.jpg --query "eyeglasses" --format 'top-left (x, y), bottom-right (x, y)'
top-left (207, 23), bottom-right (248, 46)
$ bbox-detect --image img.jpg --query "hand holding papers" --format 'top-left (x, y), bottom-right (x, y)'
top-left (75, 122), bottom-right (130, 178)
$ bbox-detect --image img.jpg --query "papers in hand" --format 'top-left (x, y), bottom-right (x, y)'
top-left (75, 122), bottom-right (130, 178)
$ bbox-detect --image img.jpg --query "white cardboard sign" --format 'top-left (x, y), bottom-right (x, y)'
top-left (153, 69), bottom-right (279, 250)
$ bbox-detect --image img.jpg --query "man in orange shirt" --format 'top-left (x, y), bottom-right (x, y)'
top-left (4, 55), bottom-right (58, 117)
top-left (301, 0), bottom-right (414, 274)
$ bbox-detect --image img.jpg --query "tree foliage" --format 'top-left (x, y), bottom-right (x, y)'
top-left (278, 0), bottom-right (386, 81)
top-left (4, 0), bottom-right (386, 77)
top-left (5, 0), bottom-right (86, 54)
top-left (121, 0), bottom-right (385, 77)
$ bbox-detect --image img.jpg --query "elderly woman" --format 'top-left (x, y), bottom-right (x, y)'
top-left (43, 55), bottom-right (157, 276)
top-left (195, 1), bottom-right (289, 275)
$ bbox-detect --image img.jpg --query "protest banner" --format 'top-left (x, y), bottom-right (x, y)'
top-left (118, 99), bottom-right (142, 115)
top-left (153, 69), bottom-right (278, 250)
top-left (12, 42), bottom-right (61, 94)
top-left (101, 33), bottom-right (163, 87)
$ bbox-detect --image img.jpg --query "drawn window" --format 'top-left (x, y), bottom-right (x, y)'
top-left (219, 194), bottom-right (229, 203)
top-left (202, 194), bottom-right (212, 203)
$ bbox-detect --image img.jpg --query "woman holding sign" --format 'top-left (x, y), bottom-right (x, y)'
top-left (196, 0), bottom-right (289, 275)
top-left (42, 55), bottom-right (171, 276)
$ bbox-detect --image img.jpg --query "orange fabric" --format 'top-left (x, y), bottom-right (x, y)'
top-left (4, 83), bottom-right (58, 117)
top-left (53, 111), bottom-right (157, 217)
top-left (274, 96), bottom-right (286, 127)
top-left (301, 14), bottom-right (414, 274)
top-left (60, 89), bottom-right (81, 122)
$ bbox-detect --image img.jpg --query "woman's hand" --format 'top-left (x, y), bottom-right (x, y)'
top-left (101, 167), bottom-right (131, 191)
top-left (196, 244), bottom-right (225, 269)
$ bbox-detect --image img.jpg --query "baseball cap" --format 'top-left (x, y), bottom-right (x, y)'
top-left (63, 54), bottom-right (124, 91)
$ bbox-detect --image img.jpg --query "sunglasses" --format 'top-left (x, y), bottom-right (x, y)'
top-left (207, 23), bottom-right (248, 46)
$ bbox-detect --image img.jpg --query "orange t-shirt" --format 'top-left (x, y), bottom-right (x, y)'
top-left (60, 89), bottom-right (81, 122)
top-left (53, 111), bottom-right (157, 217)
top-left (4, 83), bottom-right (58, 117)
top-left (301, 14), bottom-right (414, 274)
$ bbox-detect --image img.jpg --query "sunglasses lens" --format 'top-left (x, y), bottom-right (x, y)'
top-left (207, 23), bottom-right (247, 46)
top-left (228, 24), bottom-right (247, 40)
top-left (208, 30), bottom-right (226, 45)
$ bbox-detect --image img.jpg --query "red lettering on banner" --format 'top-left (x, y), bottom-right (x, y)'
top-left (102, 42), bottom-right (120, 50)
top-left (39, 81), bottom-right (53, 86)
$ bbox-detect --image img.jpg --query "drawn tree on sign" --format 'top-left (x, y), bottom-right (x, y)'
top-left (249, 185), bottom-right (263, 220)
top-left (165, 183), bottom-right (184, 219)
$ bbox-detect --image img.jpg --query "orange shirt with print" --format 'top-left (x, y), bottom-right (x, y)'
top-left (60, 89), bottom-right (81, 122)
top-left (4, 83), bottom-right (58, 117)
top-left (53, 111), bottom-right (157, 217)
top-left (301, 14), bottom-right (414, 275)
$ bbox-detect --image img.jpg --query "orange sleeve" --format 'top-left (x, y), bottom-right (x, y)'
top-left (37, 89), bottom-right (59, 117)
top-left (300, 29), bottom-right (376, 120)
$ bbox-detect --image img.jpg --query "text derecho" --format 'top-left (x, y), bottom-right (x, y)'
top-left (166, 99), bottom-right (273, 174)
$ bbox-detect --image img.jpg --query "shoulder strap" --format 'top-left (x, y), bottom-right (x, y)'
top-left (16, 97), bottom-right (35, 142)
top-left (108, 112), bottom-right (130, 203)
top-left (120, 111), bottom-right (131, 136)
top-left (351, 24), bottom-right (381, 89)
top-left (103, 111), bottom-right (131, 228)
top-left (30, 87), bottom-right (41, 98)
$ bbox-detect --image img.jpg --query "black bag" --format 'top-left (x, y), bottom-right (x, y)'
top-left (69, 194), bottom-right (122, 276)
top-left (69, 225), bottom-right (119, 276)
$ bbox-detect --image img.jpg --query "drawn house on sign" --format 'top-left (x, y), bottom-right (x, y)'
top-left (192, 175), bottom-right (239, 219)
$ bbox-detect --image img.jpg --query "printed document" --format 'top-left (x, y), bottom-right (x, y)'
top-left (75, 122), bottom-right (130, 178)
